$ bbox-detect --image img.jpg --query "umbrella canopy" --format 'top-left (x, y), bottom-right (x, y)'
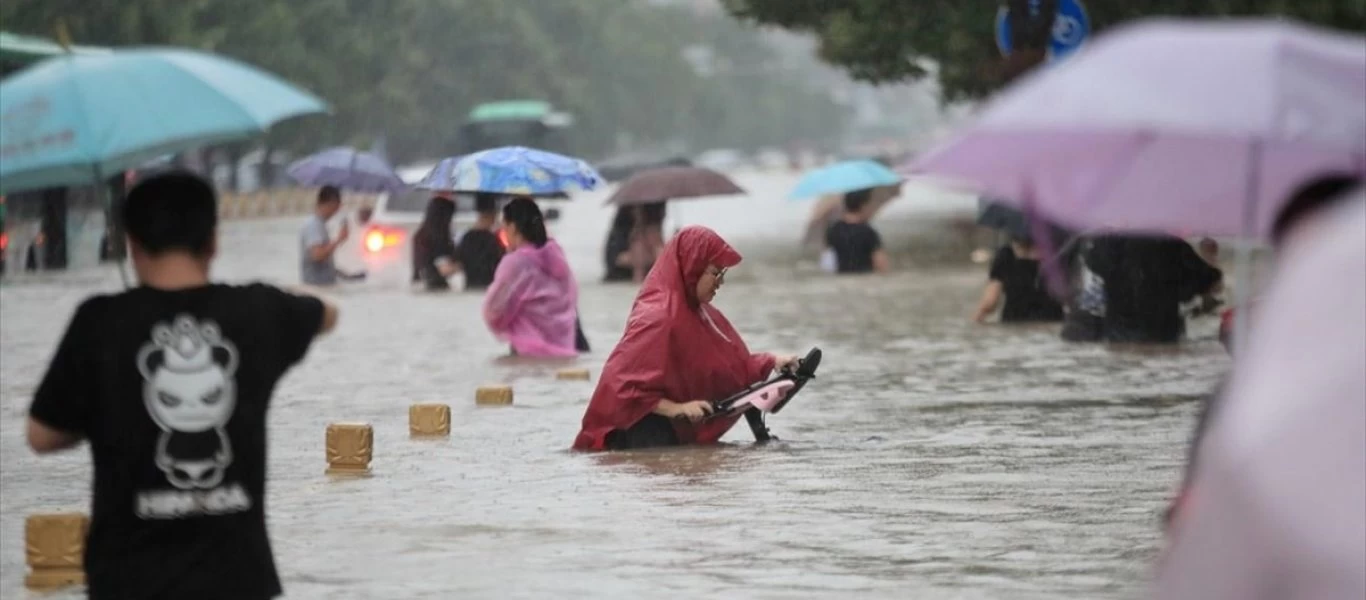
top-left (800, 184), bottom-right (902, 247)
top-left (1, 31), bottom-right (109, 71)
top-left (977, 198), bottom-right (1031, 237)
top-left (0, 47), bottom-right (327, 195)
top-left (790, 159), bottom-right (902, 200)
top-left (596, 155), bottom-right (691, 183)
top-left (416, 146), bottom-right (601, 197)
top-left (908, 18), bottom-right (1366, 239)
top-left (605, 166), bottom-right (744, 206)
top-left (286, 146), bottom-right (406, 194)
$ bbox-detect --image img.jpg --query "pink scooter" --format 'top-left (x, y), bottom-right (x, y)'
top-left (708, 347), bottom-right (822, 442)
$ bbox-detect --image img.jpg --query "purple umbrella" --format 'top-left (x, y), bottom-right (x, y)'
top-left (907, 18), bottom-right (1366, 239)
top-left (286, 146), bottom-right (407, 194)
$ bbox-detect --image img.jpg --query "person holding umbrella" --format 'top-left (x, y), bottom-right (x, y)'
top-left (825, 188), bottom-right (890, 274)
top-left (603, 166), bottom-right (745, 283)
top-left (789, 159), bottom-right (901, 275)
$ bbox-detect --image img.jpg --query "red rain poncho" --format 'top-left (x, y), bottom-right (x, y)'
top-left (573, 226), bottom-right (775, 451)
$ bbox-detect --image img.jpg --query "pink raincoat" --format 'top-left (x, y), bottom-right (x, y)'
top-left (482, 239), bottom-right (579, 357)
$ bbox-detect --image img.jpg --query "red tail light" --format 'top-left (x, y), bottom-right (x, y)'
top-left (363, 227), bottom-right (403, 253)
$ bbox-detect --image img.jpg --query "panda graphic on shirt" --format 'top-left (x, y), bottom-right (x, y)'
top-left (136, 314), bottom-right (239, 490)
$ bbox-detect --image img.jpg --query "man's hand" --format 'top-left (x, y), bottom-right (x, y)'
top-left (336, 220), bottom-right (350, 243)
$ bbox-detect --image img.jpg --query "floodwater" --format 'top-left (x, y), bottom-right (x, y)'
top-left (0, 172), bottom-right (1227, 599)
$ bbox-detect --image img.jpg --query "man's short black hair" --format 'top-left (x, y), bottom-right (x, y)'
top-left (474, 192), bottom-right (499, 215)
top-left (1272, 175), bottom-right (1361, 245)
top-left (122, 171), bottom-right (218, 257)
top-left (318, 185), bottom-right (341, 204)
top-left (844, 188), bottom-right (872, 213)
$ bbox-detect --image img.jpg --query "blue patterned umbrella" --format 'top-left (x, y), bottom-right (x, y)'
top-left (416, 146), bottom-right (601, 196)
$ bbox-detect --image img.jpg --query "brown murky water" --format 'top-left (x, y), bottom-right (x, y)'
top-left (0, 172), bottom-right (1226, 599)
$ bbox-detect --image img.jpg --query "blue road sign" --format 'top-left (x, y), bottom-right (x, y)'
top-left (995, 0), bottom-right (1091, 63)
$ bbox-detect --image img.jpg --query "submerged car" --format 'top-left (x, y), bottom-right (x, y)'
top-left (354, 163), bottom-right (561, 286)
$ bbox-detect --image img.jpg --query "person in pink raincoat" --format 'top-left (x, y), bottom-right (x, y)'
top-left (482, 197), bottom-right (580, 357)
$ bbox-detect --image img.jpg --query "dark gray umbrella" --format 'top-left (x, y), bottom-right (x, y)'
top-left (977, 197), bottom-right (1030, 238)
top-left (605, 166), bottom-right (745, 206)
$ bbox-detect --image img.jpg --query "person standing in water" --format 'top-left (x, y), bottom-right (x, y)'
top-left (825, 188), bottom-right (890, 274)
top-left (1084, 234), bottom-right (1223, 344)
top-left (973, 232), bottom-right (1065, 324)
top-left (574, 226), bottom-right (796, 451)
top-left (628, 201), bottom-right (668, 282)
top-left (455, 193), bottom-right (508, 290)
top-left (412, 193), bottom-right (507, 292)
top-left (299, 186), bottom-right (363, 286)
top-left (483, 197), bottom-right (581, 357)
top-left (27, 172), bottom-right (338, 599)
top-left (410, 194), bottom-right (459, 291)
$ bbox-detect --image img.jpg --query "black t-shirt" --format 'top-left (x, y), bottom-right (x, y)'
top-left (1087, 235), bottom-right (1223, 343)
top-left (29, 283), bottom-right (324, 600)
top-left (825, 221), bottom-right (882, 274)
top-left (455, 229), bottom-right (505, 290)
top-left (989, 245), bottom-right (1064, 323)
top-left (411, 226), bottom-right (459, 291)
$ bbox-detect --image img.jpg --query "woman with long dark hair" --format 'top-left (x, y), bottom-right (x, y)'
top-left (483, 197), bottom-right (581, 357)
top-left (411, 195), bottom-right (458, 291)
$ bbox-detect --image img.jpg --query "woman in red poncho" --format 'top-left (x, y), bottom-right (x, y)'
top-left (574, 226), bottom-right (795, 451)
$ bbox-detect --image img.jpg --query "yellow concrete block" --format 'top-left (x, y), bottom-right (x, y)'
top-left (409, 403), bottom-right (451, 437)
top-left (475, 385), bottom-right (514, 406)
top-left (24, 513), bottom-right (87, 590)
top-left (325, 422), bottom-right (373, 476)
top-left (556, 368), bottom-right (591, 381)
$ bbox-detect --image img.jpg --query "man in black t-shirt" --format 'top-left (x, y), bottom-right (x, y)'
top-left (824, 188), bottom-right (890, 274)
top-left (27, 172), bottom-right (339, 600)
top-left (455, 193), bottom-right (507, 290)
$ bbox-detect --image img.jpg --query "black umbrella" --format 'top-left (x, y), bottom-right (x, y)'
top-left (977, 197), bottom-right (1031, 238)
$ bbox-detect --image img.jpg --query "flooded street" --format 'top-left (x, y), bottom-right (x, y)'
top-left (1, 172), bottom-right (1227, 599)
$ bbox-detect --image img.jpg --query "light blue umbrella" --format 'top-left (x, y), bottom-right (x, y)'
top-left (789, 159), bottom-right (903, 200)
top-left (0, 47), bottom-right (328, 194)
top-left (417, 146), bottom-right (601, 197)
top-left (286, 146), bottom-right (406, 194)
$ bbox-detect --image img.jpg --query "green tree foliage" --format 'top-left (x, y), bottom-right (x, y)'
top-left (722, 0), bottom-right (1366, 101)
top-left (0, 0), bottom-right (849, 162)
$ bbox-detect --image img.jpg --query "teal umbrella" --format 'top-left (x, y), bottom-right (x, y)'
top-left (789, 159), bottom-right (902, 200)
top-left (0, 31), bottom-right (109, 71)
top-left (0, 47), bottom-right (328, 195)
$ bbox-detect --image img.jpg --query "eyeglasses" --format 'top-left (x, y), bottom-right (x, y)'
top-left (708, 267), bottom-right (727, 282)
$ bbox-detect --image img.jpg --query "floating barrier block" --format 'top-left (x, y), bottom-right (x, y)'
top-left (475, 385), bottom-right (514, 406)
top-left (325, 422), bottom-right (373, 476)
top-left (556, 368), bottom-right (591, 381)
top-left (409, 403), bottom-right (451, 437)
top-left (24, 513), bottom-right (87, 590)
